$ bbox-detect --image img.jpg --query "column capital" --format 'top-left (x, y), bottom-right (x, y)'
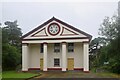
top-left (22, 43), bottom-right (29, 46)
top-left (62, 42), bottom-right (67, 44)
top-left (43, 42), bottom-right (48, 44)
top-left (83, 41), bottom-right (89, 43)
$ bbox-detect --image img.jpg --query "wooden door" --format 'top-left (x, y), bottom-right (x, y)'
top-left (40, 58), bottom-right (43, 70)
top-left (67, 58), bottom-right (74, 70)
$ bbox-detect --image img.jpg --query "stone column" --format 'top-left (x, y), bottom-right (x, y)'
top-left (83, 43), bottom-right (89, 72)
top-left (22, 43), bottom-right (28, 71)
top-left (43, 43), bottom-right (47, 71)
top-left (62, 42), bottom-right (67, 71)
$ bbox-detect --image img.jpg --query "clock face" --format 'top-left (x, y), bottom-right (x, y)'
top-left (48, 23), bottom-right (60, 35)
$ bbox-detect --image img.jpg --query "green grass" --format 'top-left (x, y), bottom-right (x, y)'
top-left (2, 71), bottom-right (39, 79)
top-left (90, 68), bottom-right (120, 78)
top-left (95, 72), bottom-right (120, 78)
top-left (0, 73), bottom-right (2, 79)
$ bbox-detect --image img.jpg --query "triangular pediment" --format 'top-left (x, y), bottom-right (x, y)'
top-left (22, 17), bottom-right (92, 40)
top-left (60, 27), bottom-right (78, 36)
top-left (31, 28), bottom-right (48, 37)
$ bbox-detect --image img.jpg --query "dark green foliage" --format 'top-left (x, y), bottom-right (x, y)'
top-left (89, 37), bottom-right (107, 69)
top-left (2, 20), bottom-right (22, 71)
top-left (90, 14), bottom-right (120, 74)
top-left (0, 25), bottom-right (2, 72)
top-left (3, 20), bottom-right (22, 48)
top-left (2, 44), bottom-right (21, 70)
top-left (107, 37), bottom-right (120, 74)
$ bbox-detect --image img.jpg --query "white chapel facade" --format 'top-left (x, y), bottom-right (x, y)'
top-left (21, 17), bottom-right (92, 72)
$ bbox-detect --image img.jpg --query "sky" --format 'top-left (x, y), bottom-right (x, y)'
top-left (1, 0), bottom-right (119, 39)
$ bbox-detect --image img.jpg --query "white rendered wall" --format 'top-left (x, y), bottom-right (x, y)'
top-left (28, 43), bottom-right (83, 69)
top-left (66, 43), bottom-right (83, 68)
top-left (28, 44), bottom-right (41, 68)
top-left (47, 44), bottom-right (62, 68)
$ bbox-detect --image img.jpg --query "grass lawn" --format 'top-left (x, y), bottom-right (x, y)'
top-left (0, 73), bottom-right (2, 80)
top-left (2, 71), bottom-right (39, 79)
top-left (95, 72), bottom-right (120, 78)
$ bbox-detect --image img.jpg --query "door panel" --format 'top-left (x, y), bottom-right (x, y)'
top-left (67, 58), bottom-right (74, 70)
top-left (40, 58), bottom-right (43, 70)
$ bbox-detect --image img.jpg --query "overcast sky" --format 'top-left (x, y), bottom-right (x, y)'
top-left (1, 1), bottom-right (118, 38)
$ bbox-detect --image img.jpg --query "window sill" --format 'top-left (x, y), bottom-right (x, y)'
top-left (54, 66), bottom-right (60, 67)
top-left (54, 52), bottom-right (60, 53)
top-left (68, 52), bottom-right (74, 53)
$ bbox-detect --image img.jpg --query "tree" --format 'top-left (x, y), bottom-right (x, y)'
top-left (2, 20), bottom-right (22, 70)
top-left (89, 37), bottom-right (107, 55)
top-left (2, 44), bottom-right (21, 70)
top-left (0, 24), bottom-right (2, 72)
top-left (98, 14), bottom-right (120, 74)
top-left (89, 37), bottom-right (107, 69)
top-left (99, 15), bottom-right (118, 41)
top-left (3, 20), bottom-right (22, 48)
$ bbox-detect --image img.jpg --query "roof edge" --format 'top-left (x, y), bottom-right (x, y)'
top-left (21, 17), bottom-right (55, 39)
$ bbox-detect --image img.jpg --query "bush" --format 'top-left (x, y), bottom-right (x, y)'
top-left (16, 64), bottom-right (22, 72)
top-left (2, 44), bottom-right (21, 71)
top-left (108, 58), bottom-right (120, 74)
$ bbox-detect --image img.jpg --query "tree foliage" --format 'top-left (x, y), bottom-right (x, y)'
top-left (3, 20), bottom-right (22, 48)
top-left (2, 20), bottom-right (22, 70)
top-left (89, 37), bottom-right (107, 69)
top-left (2, 44), bottom-right (21, 70)
top-left (90, 14), bottom-right (120, 74)
top-left (99, 15), bottom-right (118, 41)
top-left (89, 37), bottom-right (107, 55)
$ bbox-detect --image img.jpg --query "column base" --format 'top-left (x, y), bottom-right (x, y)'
top-left (22, 68), bottom-right (28, 72)
top-left (83, 71), bottom-right (90, 73)
top-left (22, 70), bottom-right (28, 72)
top-left (43, 68), bottom-right (47, 71)
top-left (62, 68), bottom-right (66, 71)
top-left (83, 69), bottom-right (89, 72)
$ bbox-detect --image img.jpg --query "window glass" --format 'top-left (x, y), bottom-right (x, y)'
top-left (68, 43), bottom-right (74, 52)
top-left (54, 58), bottom-right (60, 66)
top-left (40, 44), bottom-right (43, 53)
top-left (54, 43), bottom-right (60, 53)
